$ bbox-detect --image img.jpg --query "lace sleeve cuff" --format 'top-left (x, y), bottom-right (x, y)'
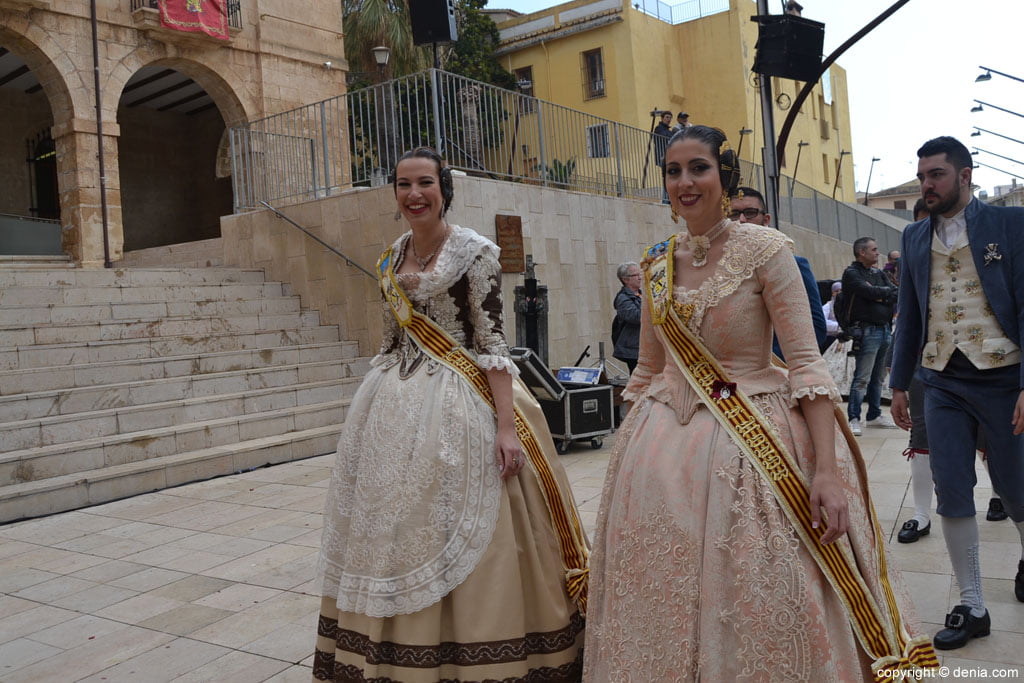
top-left (790, 384), bottom-right (841, 406)
top-left (477, 354), bottom-right (520, 377)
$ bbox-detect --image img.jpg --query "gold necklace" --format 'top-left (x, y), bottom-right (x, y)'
top-left (411, 226), bottom-right (449, 271)
top-left (686, 219), bottom-right (730, 268)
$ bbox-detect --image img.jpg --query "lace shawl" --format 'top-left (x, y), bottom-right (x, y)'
top-left (624, 223), bottom-right (839, 423)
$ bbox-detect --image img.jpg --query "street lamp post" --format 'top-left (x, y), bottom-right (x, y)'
top-left (371, 46), bottom-right (395, 181)
top-left (735, 127), bottom-right (753, 167)
top-left (976, 66), bottom-right (1024, 85)
top-left (971, 127), bottom-right (1024, 146)
top-left (790, 140), bottom-right (809, 193)
top-left (832, 149), bottom-right (850, 200)
top-left (971, 100), bottom-right (1024, 119)
top-left (863, 156), bottom-right (880, 206)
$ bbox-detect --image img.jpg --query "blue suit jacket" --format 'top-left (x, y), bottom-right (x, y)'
top-left (889, 199), bottom-right (1024, 391)
top-left (773, 255), bottom-right (827, 359)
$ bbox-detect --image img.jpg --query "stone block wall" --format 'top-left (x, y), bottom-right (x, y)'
top-left (220, 176), bottom-right (854, 368)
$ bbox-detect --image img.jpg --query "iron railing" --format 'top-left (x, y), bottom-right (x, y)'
top-left (228, 68), bottom-right (906, 252)
top-left (130, 0), bottom-right (242, 31)
top-left (632, 0), bottom-right (730, 25)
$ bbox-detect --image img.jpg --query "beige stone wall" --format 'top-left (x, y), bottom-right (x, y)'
top-left (220, 176), bottom-right (853, 367)
top-left (1, 0), bottom-right (348, 266)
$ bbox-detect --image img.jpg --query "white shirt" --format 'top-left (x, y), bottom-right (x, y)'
top-left (935, 203), bottom-right (969, 250)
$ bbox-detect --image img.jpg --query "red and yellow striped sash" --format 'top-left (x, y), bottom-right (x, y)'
top-left (377, 248), bottom-right (590, 614)
top-left (643, 242), bottom-right (937, 680)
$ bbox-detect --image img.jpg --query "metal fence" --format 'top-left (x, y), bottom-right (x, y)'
top-left (632, 0), bottom-right (730, 25)
top-left (130, 0), bottom-right (242, 30)
top-left (228, 68), bottom-right (905, 252)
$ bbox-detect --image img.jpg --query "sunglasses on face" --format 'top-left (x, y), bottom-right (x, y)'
top-left (726, 208), bottom-right (764, 219)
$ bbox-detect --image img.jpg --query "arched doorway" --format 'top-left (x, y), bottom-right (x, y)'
top-left (117, 63), bottom-right (235, 251)
top-left (0, 45), bottom-right (62, 254)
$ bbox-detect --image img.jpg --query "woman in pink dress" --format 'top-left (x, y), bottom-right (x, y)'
top-left (583, 126), bottom-right (936, 682)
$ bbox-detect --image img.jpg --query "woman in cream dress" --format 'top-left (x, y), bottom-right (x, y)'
top-left (313, 148), bottom-right (586, 682)
top-left (583, 127), bottom-right (935, 682)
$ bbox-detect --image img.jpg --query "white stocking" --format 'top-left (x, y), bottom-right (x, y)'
top-left (941, 515), bottom-right (986, 616)
top-left (910, 452), bottom-right (932, 526)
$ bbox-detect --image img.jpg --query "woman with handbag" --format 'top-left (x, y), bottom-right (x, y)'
top-left (313, 147), bottom-right (587, 682)
top-left (583, 126), bottom-right (936, 681)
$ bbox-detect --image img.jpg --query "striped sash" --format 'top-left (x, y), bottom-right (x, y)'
top-left (643, 238), bottom-right (937, 680)
top-left (377, 247), bottom-right (590, 614)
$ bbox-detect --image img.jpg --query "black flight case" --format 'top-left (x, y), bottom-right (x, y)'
top-left (510, 347), bottom-right (614, 454)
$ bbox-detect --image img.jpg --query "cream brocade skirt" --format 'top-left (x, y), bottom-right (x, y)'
top-left (314, 361), bottom-right (584, 682)
top-left (584, 389), bottom-right (923, 683)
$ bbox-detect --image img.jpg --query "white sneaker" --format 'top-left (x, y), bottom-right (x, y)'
top-left (849, 419), bottom-right (862, 436)
top-left (866, 415), bottom-right (898, 429)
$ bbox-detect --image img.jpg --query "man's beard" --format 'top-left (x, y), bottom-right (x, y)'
top-left (926, 183), bottom-right (961, 216)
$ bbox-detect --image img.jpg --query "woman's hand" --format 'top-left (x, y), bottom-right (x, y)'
top-left (809, 472), bottom-right (848, 544)
top-left (495, 425), bottom-right (525, 480)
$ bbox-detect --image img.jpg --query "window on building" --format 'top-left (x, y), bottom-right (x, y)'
top-left (894, 199), bottom-right (907, 210)
top-left (513, 66), bottom-right (536, 114)
top-left (586, 123), bottom-right (611, 158)
top-left (581, 49), bottom-right (605, 100)
top-left (822, 154), bottom-right (830, 184)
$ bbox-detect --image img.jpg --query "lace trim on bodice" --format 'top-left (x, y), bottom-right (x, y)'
top-left (392, 226), bottom-right (499, 302)
top-left (674, 223), bottom-right (791, 335)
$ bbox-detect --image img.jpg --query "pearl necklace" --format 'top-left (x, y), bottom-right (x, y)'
top-left (686, 219), bottom-right (730, 268)
top-left (410, 226), bottom-right (449, 271)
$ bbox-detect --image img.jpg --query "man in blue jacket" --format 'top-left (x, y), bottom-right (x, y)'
top-left (890, 136), bottom-right (1024, 651)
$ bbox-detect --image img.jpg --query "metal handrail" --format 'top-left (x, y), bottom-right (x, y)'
top-left (259, 201), bottom-right (375, 280)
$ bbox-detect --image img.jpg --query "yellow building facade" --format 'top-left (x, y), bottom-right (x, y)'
top-left (493, 0), bottom-right (856, 201)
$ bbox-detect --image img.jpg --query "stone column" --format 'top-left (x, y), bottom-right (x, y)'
top-left (52, 117), bottom-right (122, 267)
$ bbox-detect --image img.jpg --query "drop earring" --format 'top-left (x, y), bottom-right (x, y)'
top-left (720, 192), bottom-right (731, 218)
top-left (394, 209), bottom-right (402, 221)
top-left (671, 206), bottom-right (679, 224)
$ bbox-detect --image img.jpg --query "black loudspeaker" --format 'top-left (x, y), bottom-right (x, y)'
top-left (751, 14), bottom-right (824, 82)
top-left (409, 0), bottom-right (459, 45)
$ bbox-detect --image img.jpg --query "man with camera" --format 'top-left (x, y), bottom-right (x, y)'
top-left (842, 236), bottom-right (899, 436)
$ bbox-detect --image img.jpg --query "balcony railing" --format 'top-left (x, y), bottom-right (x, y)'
top-left (130, 0), bottom-right (242, 32)
top-left (227, 68), bottom-right (905, 255)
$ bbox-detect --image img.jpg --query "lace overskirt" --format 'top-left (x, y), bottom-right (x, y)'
top-left (318, 359), bottom-right (502, 617)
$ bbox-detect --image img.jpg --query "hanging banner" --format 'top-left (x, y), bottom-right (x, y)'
top-left (159, 0), bottom-right (230, 41)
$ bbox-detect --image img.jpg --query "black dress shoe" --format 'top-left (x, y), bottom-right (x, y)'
top-left (1015, 560), bottom-right (1024, 603)
top-left (987, 497), bottom-right (1009, 521)
top-left (933, 605), bottom-right (990, 650)
top-left (897, 519), bottom-right (930, 543)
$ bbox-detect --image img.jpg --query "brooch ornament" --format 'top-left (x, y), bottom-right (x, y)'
top-left (711, 380), bottom-right (737, 400)
top-left (984, 243), bottom-right (1002, 266)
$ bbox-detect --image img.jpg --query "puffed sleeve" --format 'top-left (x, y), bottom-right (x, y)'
top-left (466, 252), bottom-right (519, 376)
top-left (370, 296), bottom-right (400, 367)
top-left (760, 247), bottom-right (841, 404)
top-left (622, 289), bottom-right (664, 402)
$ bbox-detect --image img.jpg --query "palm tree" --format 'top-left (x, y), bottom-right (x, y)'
top-left (343, 0), bottom-right (427, 82)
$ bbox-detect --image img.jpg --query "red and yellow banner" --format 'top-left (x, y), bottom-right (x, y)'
top-left (159, 0), bottom-right (229, 41)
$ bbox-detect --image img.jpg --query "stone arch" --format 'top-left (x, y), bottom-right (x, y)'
top-left (112, 53), bottom-right (247, 252)
top-left (0, 17), bottom-right (81, 256)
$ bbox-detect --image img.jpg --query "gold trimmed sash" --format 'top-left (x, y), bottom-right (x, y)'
top-left (642, 239), bottom-right (937, 680)
top-left (377, 247), bottom-right (590, 614)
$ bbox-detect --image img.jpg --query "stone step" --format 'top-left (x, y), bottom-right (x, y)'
top-left (0, 340), bottom-right (357, 399)
top-left (0, 356), bottom-right (366, 421)
top-left (0, 296), bottom-right (302, 326)
top-left (0, 425), bottom-right (341, 523)
top-left (0, 255), bottom-right (74, 269)
top-left (0, 326), bottom-right (342, 371)
top-left (0, 266), bottom-right (268, 288)
top-left (0, 281), bottom-right (286, 306)
top-left (0, 375), bottom-right (361, 450)
top-left (0, 399), bottom-right (347, 487)
top-left (0, 310), bottom-right (323, 347)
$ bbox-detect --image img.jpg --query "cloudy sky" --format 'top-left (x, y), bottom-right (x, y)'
top-left (493, 0), bottom-right (1024, 196)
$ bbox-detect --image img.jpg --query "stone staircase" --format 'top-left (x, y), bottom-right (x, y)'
top-left (0, 265), bottom-right (369, 523)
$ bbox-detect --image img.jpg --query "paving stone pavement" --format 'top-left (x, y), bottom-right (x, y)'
top-left (2, 414), bottom-right (1024, 681)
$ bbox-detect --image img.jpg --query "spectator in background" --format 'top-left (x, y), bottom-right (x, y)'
top-left (728, 187), bottom-right (827, 354)
top-left (842, 236), bottom-right (899, 436)
top-left (884, 249), bottom-right (901, 285)
top-left (612, 262), bottom-right (642, 373)
top-left (822, 281), bottom-right (843, 352)
top-left (672, 111), bottom-right (691, 132)
top-left (654, 111), bottom-right (674, 204)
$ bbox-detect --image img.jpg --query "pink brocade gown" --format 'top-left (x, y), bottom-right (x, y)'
top-left (583, 224), bottom-right (927, 682)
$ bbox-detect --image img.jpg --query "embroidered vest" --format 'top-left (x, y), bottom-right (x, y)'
top-left (922, 231), bottom-right (1020, 371)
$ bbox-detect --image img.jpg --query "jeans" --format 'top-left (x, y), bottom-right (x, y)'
top-left (847, 323), bottom-right (891, 422)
